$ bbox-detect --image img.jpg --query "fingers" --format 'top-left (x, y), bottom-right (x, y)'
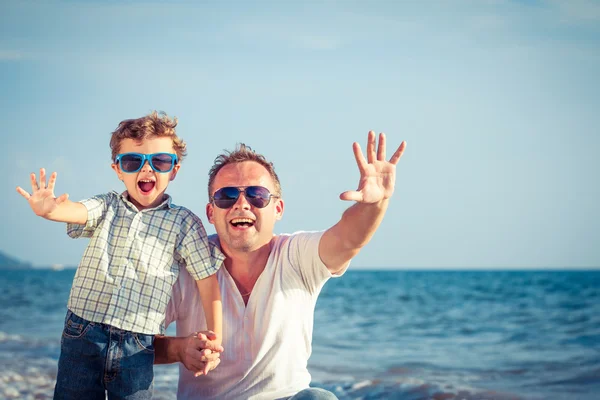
top-left (352, 142), bottom-right (367, 172)
top-left (377, 133), bottom-right (386, 161)
top-left (363, 132), bottom-right (406, 165)
top-left (184, 347), bottom-right (209, 372)
top-left (389, 141), bottom-right (407, 165)
top-left (196, 331), bottom-right (216, 341)
top-left (194, 357), bottom-right (221, 377)
top-left (192, 349), bottom-right (222, 377)
top-left (30, 172), bottom-right (39, 191)
top-left (203, 359), bottom-right (210, 376)
top-left (27, 168), bottom-right (57, 192)
top-left (183, 345), bottom-right (199, 367)
top-left (39, 168), bottom-right (46, 190)
top-left (196, 331), bottom-right (223, 352)
top-left (360, 131), bottom-right (390, 166)
top-left (47, 171), bottom-right (58, 192)
top-left (16, 186), bottom-right (31, 200)
top-left (366, 130), bottom-right (376, 164)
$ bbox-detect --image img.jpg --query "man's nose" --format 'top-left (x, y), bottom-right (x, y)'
top-left (232, 191), bottom-right (251, 209)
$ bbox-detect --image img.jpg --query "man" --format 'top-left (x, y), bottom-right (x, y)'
top-left (155, 131), bottom-right (406, 399)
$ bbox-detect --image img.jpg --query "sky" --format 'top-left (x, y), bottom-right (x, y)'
top-left (1, 0), bottom-right (599, 269)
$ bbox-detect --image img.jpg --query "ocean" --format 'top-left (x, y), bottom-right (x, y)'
top-left (0, 269), bottom-right (598, 400)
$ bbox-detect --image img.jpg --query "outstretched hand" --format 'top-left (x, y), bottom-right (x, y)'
top-left (16, 168), bottom-right (69, 218)
top-left (340, 131), bottom-right (406, 203)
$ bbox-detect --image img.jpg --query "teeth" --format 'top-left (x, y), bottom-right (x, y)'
top-left (231, 218), bottom-right (254, 224)
top-left (139, 179), bottom-right (154, 183)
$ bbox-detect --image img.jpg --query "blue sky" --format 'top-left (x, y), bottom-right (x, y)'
top-left (1, 0), bottom-right (599, 269)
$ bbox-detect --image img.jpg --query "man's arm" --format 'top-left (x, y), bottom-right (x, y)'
top-left (155, 331), bottom-right (223, 376)
top-left (16, 168), bottom-right (87, 224)
top-left (319, 131), bottom-right (406, 275)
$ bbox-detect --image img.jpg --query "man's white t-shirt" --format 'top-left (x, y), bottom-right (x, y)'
top-left (164, 231), bottom-right (344, 400)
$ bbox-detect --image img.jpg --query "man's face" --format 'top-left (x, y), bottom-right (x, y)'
top-left (206, 161), bottom-right (283, 254)
top-left (111, 136), bottom-right (180, 210)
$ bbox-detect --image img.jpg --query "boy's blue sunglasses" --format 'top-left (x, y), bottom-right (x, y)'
top-left (114, 152), bottom-right (178, 173)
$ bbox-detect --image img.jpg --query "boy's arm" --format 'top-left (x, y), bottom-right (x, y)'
top-left (196, 274), bottom-right (223, 346)
top-left (16, 168), bottom-right (87, 224)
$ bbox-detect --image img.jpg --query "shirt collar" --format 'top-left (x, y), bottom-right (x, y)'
top-left (117, 191), bottom-right (173, 212)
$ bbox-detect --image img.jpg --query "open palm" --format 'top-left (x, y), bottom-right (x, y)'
top-left (16, 168), bottom-right (69, 217)
top-left (340, 131), bottom-right (406, 204)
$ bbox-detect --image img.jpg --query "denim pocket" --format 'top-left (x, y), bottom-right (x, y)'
top-left (133, 332), bottom-right (155, 353)
top-left (63, 310), bottom-right (94, 339)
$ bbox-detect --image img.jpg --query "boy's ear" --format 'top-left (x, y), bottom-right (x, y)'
top-left (111, 163), bottom-right (124, 181)
top-left (169, 164), bottom-right (181, 181)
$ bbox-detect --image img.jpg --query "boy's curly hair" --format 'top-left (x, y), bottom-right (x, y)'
top-left (109, 111), bottom-right (187, 162)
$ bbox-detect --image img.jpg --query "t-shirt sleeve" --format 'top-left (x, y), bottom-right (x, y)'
top-left (176, 213), bottom-right (219, 281)
top-left (283, 231), bottom-right (347, 295)
top-left (66, 193), bottom-right (111, 238)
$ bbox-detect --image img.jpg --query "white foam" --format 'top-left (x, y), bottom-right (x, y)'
top-left (0, 332), bottom-right (24, 342)
top-left (0, 360), bottom-right (180, 400)
top-left (351, 380), bottom-right (373, 390)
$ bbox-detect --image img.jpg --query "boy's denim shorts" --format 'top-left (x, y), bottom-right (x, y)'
top-left (54, 309), bottom-right (155, 400)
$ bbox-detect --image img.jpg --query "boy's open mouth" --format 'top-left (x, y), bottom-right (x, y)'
top-left (138, 179), bottom-right (155, 194)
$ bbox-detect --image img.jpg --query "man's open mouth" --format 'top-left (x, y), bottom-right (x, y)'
top-left (230, 218), bottom-right (255, 228)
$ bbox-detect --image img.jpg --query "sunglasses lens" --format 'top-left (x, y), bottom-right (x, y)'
top-left (213, 187), bottom-right (240, 209)
top-left (120, 154), bottom-right (143, 172)
top-left (151, 154), bottom-right (175, 172)
top-left (245, 186), bottom-right (271, 208)
top-left (212, 186), bottom-right (275, 209)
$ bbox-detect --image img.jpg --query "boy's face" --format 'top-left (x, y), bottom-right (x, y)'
top-left (111, 136), bottom-right (180, 210)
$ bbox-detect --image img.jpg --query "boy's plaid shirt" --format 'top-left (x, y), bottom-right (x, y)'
top-left (66, 191), bottom-right (217, 334)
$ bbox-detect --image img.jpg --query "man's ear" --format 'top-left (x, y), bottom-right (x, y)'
top-left (274, 198), bottom-right (284, 221)
top-left (169, 164), bottom-right (181, 182)
top-left (111, 163), bottom-right (123, 181)
top-left (206, 203), bottom-right (215, 224)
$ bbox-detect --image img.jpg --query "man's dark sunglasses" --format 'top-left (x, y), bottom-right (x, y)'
top-left (211, 186), bottom-right (280, 209)
top-left (114, 152), bottom-right (178, 173)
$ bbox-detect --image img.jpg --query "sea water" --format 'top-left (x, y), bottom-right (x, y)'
top-left (0, 269), bottom-right (598, 399)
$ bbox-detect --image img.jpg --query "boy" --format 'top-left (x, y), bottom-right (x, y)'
top-left (16, 111), bottom-right (222, 399)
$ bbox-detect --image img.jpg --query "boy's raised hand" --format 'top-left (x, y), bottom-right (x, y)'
top-left (16, 168), bottom-right (69, 218)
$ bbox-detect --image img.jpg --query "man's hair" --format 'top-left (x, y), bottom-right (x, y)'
top-left (109, 111), bottom-right (187, 162)
top-left (208, 143), bottom-right (282, 200)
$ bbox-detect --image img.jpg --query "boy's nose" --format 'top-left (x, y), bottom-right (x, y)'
top-left (141, 160), bottom-right (152, 172)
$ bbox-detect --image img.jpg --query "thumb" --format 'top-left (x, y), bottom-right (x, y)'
top-left (199, 330), bottom-right (217, 341)
top-left (56, 193), bottom-right (69, 205)
top-left (339, 191), bottom-right (362, 202)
